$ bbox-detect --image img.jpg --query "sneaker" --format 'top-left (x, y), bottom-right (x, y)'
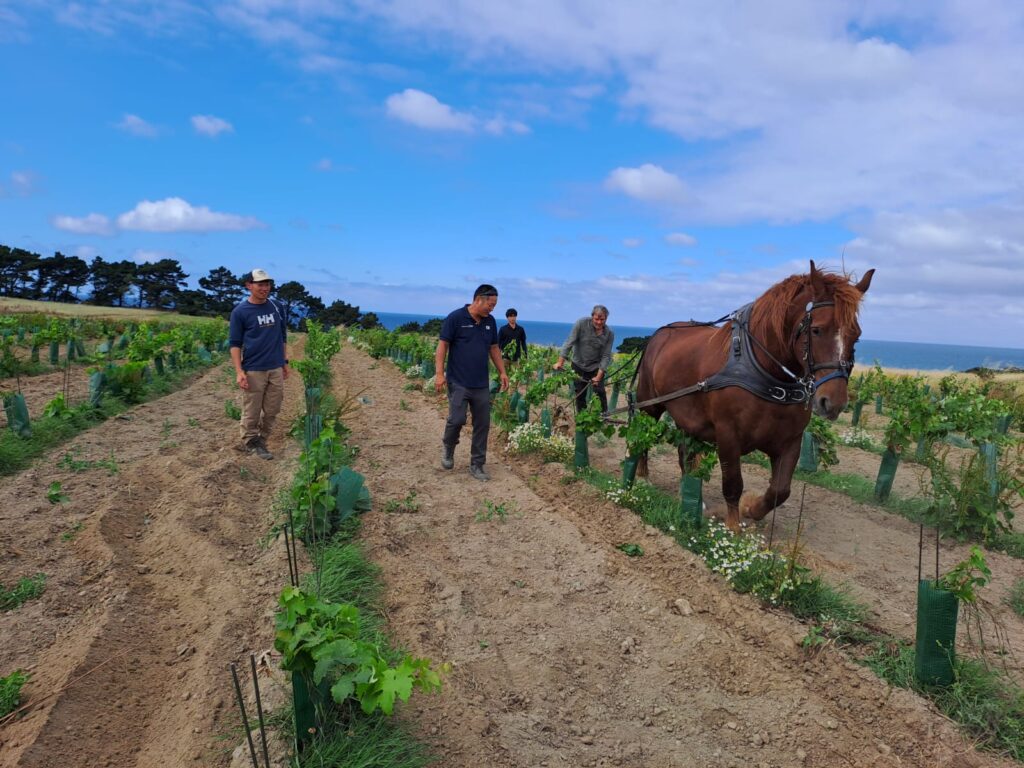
top-left (469, 464), bottom-right (491, 482)
top-left (441, 445), bottom-right (455, 470)
top-left (253, 438), bottom-right (274, 461)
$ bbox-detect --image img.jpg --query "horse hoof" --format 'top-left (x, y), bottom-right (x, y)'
top-left (739, 492), bottom-right (760, 519)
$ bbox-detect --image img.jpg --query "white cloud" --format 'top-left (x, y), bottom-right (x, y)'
top-left (52, 213), bottom-right (114, 236)
top-left (132, 249), bottom-right (177, 264)
top-left (73, 245), bottom-right (100, 259)
top-left (116, 113), bottom-right (158, 137)
top-left (622, 237), bottom-right (643, 248)
top-left (299, 53), bottom-right (348, 73)
top-left (665, 232), bottom-right (697, 247)
top-left (483, 116), bottom-right (530, 136)
top-left (1, 170), bottom-right (39, 197)
top-left (191, 114), bottom-right (234, 137)
top-left (117, 197), bottom-right (265, 232)
top-left (10, 171), bottom-right (35, 194)
top-left (315, 158), bottom-right (333, 172)
top-left (385, 89), bottom-right (475, 132)
top-left (605, 164), bottom-right (687, 204)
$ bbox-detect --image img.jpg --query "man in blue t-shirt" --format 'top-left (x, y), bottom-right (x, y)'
top-left (229, 268), bottom-right (290, 460)
top-left (435, 284), bottom-right (510, 480)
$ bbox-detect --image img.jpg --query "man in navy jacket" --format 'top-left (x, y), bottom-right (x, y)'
top-left (229, 268), bottom-right (290, 459)
top-left (434, 284), bottom-right (510, 480)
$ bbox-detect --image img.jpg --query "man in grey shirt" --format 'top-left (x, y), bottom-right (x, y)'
top-left (553, 305), bottom-right (614, 413)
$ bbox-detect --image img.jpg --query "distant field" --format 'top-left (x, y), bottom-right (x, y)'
top-left (0, 297), bottom-right (213, 323)
top-left (883, 365), bottom-right (1024, 386)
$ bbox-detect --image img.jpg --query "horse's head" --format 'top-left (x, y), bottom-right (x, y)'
top-left (800, 260), bottom-right (874, 419)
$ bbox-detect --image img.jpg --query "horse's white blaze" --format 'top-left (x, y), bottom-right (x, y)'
top-left (834, 331), bottom-right (845, 362)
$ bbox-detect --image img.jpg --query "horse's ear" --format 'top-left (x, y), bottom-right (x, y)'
top-left (809, 260), bottom-right (825, 295)
top-left (854, 268), bottom-right (875, 294)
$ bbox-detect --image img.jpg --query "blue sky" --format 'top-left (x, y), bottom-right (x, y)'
top-left (3, 2), bottom-right (1024, 347)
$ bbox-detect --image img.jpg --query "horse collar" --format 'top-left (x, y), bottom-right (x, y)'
top-left (702, 303), bottom-right (811, 404)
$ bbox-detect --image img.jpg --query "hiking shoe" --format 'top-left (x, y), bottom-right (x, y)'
top-left (441, 445), bottom-right (455, 470)
top-left (253, 438), bottom-right (274, 461)
top-left (469, 464), bottom-right (491, 482)
top-left (236, 439), bottom-right (256, 454)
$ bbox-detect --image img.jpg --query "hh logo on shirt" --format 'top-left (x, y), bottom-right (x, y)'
top-left (258, 313), bottom-right (276, 327)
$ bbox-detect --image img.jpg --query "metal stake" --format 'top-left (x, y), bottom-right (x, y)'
top-left (250, 654), bottom-right (272, 768)
top-left (287, 507), bottom-right (300, 586)
top-left (229, 663), bottom-right (259, 768)
top-left (917, 523), bottom-right (924, 582)
top-left (282, 523), bottom-right (297, 587)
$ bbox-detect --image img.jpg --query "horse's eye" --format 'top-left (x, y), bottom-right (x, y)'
top-left (811, 326), bottom-right (822, 337)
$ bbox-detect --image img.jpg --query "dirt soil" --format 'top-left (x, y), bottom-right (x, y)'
top-left (0, 360), bottom-right (304, 768)
top-left (2, 341), bottom-right (1021, 768)
top-left (338, 345), bottom-right (1021, 768)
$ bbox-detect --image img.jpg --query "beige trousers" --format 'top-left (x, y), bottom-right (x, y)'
top-left (240, 368), bottom-right (285, 444)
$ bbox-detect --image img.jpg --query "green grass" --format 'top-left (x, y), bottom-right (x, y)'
top-left (0, 574), bottom-right (46, 611)
top-left (863, 640), bottom-right (1024, 760)
top-left (1009, 579), bottom-right (1024, 619)
top-left (295, 710), bottom-right (432, 768)
top-left (0, 669), bottom-right (29, 718)
top-left (309, 535), bottom-right (384, 616)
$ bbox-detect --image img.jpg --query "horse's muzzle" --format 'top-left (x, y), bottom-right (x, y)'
top-left (812, 392), bottom-right (845, 420)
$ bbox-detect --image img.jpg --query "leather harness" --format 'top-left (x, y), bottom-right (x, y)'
top-left (612, 299), bottom-right (854, 417)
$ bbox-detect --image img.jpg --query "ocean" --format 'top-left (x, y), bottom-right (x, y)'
top-left (372, 311), bottom-right (1024, 372)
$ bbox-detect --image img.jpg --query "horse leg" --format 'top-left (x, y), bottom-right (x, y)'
top-left (715, 442), bottom-right (744, 532)
top-left (740, 442), bottom-right (799, 521)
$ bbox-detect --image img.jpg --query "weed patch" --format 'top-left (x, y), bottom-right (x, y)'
top-left (475, 499), bottom-right (515, 523)
top-left (384, 491), bottom-right (420, 514)
top-left (1009, 579), bottom-right (1024, 619)
top-left (1, 574), bottom-right (46, 611)
top-left (0, 670), bottom-right (29, 718)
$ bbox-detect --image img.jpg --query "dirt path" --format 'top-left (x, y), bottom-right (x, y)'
top-left (0, 361), bottom-right (304, 768)
top-left (338, 345), bottom-right (1018, 768)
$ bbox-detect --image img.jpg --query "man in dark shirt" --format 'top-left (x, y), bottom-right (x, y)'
top-left (229, 269), bottom-right (290, 459)
top-left (435, 284), bottom-right (510, 481)
top-left (554, 304), bottom-right (614, 414)
top-left (497, 308), bottom-right (528, 369)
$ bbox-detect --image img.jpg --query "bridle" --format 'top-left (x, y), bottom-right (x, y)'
top-left (744, 298), bottom-right (853, 404)
top-left (794, 299), bottom-right (854, 398)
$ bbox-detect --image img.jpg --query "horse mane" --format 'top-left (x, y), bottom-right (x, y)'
top-left (751, 269), bottom-right (865, 352)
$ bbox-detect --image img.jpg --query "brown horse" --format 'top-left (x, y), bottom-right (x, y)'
top-left (635, 261), bottom-right (874, 531)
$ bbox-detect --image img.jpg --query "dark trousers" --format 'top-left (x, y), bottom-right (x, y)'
top-left (571, 362), bottom-right (608, 414)
top-left (443, 384), bottom-right (491, 467)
